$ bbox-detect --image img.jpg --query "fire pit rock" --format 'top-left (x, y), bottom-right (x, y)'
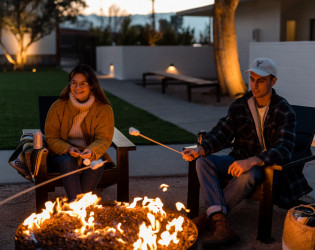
top-left (15, 196), bottom-right (198, 249)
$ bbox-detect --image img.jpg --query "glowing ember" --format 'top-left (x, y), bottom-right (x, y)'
top-left (15, 192), bottom-right (197, 249)
top-left (159, 184), bottom-right (169, 192)
top-left (175, 202), bottom-right (190, 213)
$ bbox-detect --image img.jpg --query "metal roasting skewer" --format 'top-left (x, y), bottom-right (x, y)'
top-left (0, 160), bottom-right (108, 207)
top-left (129, 127), bottom-right (182, 155)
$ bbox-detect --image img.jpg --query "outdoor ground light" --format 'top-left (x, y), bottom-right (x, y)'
top-left (109, 63), bottom-right (114, 77)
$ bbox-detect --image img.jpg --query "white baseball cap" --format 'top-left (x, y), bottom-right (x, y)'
top-left (245, 57), bottom-right (277, 77)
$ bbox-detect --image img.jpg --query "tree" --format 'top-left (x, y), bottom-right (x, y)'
top-left (170, 15), bottom-right (183, 32)
top-left (138, 24), bottom-right (160, 45)
top-left (157, 17), bottom-right (195, 45)
top-left (199, 23), bottom-right (211, 45)
top-left (177, 27), bottom-right (195, 45)
top-left (213, 0), bottom-right (247, 97)
top-left (156, 19), bottom-right (177, 45)
top-left (0, 0), bottom-right (86, 71)
top-left (107, 4), bottom-right (127, 33)
top-left (116, 16), bottom-right (139, 45)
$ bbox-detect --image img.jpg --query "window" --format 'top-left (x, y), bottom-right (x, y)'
top-left (286, 20), bottom-right (296, 41)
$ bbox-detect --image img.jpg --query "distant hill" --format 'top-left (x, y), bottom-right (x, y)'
top-left (60, 13), bottom-right (210, 41)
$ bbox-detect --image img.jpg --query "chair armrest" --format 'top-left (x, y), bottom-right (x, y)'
top-left (265, 165), bottom-right (283, 171)
top-left (22, 129), bottom-right (42, 135)
top-left (264, 151), bottom-right (315, 172)
top-left (111, 127), bottom-right (136, 151)
top-left (282, 153), bottom-right (315, 170)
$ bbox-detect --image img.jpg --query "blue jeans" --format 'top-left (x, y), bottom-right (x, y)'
top-left (196, 155), bottom-right (263, 217)
top-left (48, 154), bottom-right (104, 201)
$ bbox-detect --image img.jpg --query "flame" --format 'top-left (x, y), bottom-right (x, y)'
top-left (21, 188), bottom-right (196, 249)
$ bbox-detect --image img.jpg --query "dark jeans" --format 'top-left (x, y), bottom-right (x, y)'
top-left (196, 155), bottom-right (263, 216)
top-left (48, 154), bottom-right (104, 201)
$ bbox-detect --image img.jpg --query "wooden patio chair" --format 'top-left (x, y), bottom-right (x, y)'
top-left (28, 96), bottom-right (136, 212)
top-left (186, 105), bottom-right (315, 243)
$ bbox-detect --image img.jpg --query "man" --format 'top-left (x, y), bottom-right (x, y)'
top-left (182, 58), bottom-right (297, 248)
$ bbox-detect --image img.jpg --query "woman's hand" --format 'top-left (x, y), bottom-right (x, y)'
top-left (80, 148), bottom-right (92, 159)
top-left (68, 147), bottom-right (81, 158)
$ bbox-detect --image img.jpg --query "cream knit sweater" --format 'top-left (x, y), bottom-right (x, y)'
top-left (68, 93), bottom-right (95, 148)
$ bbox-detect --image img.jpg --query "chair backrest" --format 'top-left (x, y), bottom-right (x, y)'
top-left (38, 96), bottom-right (58, 133)
top-left (291, 105), bottom-right (315, 154)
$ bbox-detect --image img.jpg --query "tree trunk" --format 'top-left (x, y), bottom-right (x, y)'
top-left (214, 0), bottom-right (247, 97)
top-left (14, 39), bottom-right (27, 71)
top-left (0, 33), bottom-right (26, 71)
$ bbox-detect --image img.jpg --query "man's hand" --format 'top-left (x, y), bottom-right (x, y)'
top-left (80, 148), bottom-right (92, 159)
top-left (182, 146), bottom-right (205, 161)
top-left (228, 156), bottom-right (264, 177)
top-left (68, 147), bottom-right (81, 158)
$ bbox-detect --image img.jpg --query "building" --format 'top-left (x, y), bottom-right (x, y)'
top-left (177, 0), bottom-right (315, 76)
top-left (177, 0), bottom-right (315, 107)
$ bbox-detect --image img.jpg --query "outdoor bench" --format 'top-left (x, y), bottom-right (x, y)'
top-left (142, 71), bottom-right (220, 102)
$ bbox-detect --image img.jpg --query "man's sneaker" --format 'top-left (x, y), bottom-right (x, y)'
top-left (9, 159), bottom-right (33, 182)
top-left (202, 213), bottom-right (240, 249)
top-left (192, 212), bottom-right (211, 234)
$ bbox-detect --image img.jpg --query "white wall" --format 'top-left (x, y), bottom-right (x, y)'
top-left (96, 46), bottom-right (217, 80)
top-left (249, 42), bottom-right (315, 107)
top-left (236, 0), bottom-right (281, 78)
top-left (0, 29), bottom-right (56, 55)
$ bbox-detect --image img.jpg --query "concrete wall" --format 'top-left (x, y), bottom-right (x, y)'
top-left (236, 0), bottom-right (281, 78)
top-left (248, 41), bottom-right (315, 107)
top-left (96, 46), bottom-right (217, 80)
top-left (235, 0), bottom-right (315, 77)
top-left (281, 0), bottom-right (315, 41)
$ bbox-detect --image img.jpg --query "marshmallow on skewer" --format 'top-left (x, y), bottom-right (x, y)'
top-left (128, 126), bottom-right (182, 155)
top-left (83, 158), bottom-right (91, 166)
top-left (129, 127), bottom-right (140, 136)
top-left (90, 159), bottom-right (108, 170)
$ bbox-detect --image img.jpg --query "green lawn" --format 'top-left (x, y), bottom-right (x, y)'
top-left (0, 68), bottom-right (196, 149)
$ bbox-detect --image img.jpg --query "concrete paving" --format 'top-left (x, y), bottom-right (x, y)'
top-left (1, 76), bottom-right (314, 250)
top-left (0, 77), bottom-right (314, 198)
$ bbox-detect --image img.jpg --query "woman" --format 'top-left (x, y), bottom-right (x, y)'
top-left (45, 64), bottom-right (114, 201)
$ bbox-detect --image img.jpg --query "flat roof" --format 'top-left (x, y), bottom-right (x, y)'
top-left (176, 0), bottom-right (252, 17)
top-left (176, 4), bottom-right (213, 17)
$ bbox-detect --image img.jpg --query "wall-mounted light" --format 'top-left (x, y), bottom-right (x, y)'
top-left (32, 68), bottom-right (37, 73)
top-left (166, 63), bottom-right (178, 74)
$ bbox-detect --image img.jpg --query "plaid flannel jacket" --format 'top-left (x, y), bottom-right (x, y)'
top-left (200, 89), bottom-right (312, 201)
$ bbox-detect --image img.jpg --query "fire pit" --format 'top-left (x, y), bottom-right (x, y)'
top-left (15, 193), bottom-right (198, 249)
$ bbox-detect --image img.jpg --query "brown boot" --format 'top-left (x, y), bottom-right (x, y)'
top-left (192, 212), bottom-right (211, 234)
top-left (202, 213), bottom-right (240, 249)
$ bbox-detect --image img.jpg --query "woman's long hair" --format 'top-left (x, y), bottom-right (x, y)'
top-left (59, 64), bottom-right (111, 105)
